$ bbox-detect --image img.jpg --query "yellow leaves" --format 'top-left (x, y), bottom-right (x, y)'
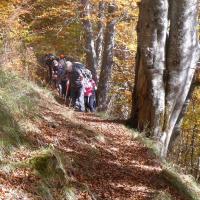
top-left (183, 87), bottom-right (200, 131)
top-left (81, 14), bottom-right (98, 23)
top-left (125, 90), bottom-right (132, 97)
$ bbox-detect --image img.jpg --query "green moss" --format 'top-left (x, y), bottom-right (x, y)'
top-left (27, 148), bottom-right (67, 181)
top-left (30, 154), bottom-right (53, 175)
top-left (28, 149), bottom-right (54, 175)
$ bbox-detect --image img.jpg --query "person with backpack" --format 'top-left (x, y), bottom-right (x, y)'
top-left (84, 70), bottom-right (97, 112)
top-left (66, 61), bottom-right (85, 112)
top-left (58, 54), bottom-right (68, 98)
top-left (45, 54), bottom-right (59, 86)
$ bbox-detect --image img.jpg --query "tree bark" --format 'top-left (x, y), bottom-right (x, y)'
top-left (96, 1), bottom-right (105, 71)
top-left (161, 0), bottom-right (199, 157)
top-left (97, 19), bottom-right (117, 111)
top-left (131, 0), bottom-right (199, 157)
top-left (168, 76), bottom-right (196, 152)
top-left (131, 0), bottom-right (168, 136)
top-left (81, 0), bottom-right (98, 82)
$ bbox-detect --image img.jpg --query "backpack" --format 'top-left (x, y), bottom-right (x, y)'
top-left (73, 62), bottom-right (85, 74)
top-left (59, 58), bottom-right (67, 70)
top-left (83, 76), bottom-right (91, 88)
top-left (73, 62), bottom-right (92, 78)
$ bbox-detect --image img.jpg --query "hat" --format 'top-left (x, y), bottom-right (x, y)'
top-left (60, 54), bottom-right (65, 59)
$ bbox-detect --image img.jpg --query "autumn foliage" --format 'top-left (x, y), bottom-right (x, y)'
top-left (0, 0), bottom-right (200, 191)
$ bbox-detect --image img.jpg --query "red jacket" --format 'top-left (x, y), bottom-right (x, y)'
top-left (84, 79), bottom-right (96, 97)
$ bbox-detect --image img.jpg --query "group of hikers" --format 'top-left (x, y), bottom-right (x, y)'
top-left (45, 54), bottom-right (97, 112)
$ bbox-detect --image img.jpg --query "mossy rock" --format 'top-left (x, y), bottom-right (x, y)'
top-left (28, 149), bottom-right (66, 180)
top-left (29, 153), bottom-right (55, 176)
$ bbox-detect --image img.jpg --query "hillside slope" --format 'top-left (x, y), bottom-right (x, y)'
top-left (0, 71), bottom-right (186, 200)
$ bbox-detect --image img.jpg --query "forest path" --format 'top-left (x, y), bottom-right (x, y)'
top-left (36, 97), bottom-right (185, 200)
top-left (0, 94), bottom-right (184, 200)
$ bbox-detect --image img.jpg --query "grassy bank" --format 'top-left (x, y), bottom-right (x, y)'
top-left (129, 129), bottom-right (200, 200)
top-left (0, 70), bottom-right (40, 157)
top-left (0, 70), bottom-right (72, 199)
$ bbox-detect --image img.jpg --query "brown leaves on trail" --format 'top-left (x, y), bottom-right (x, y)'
top-left (0, 166), bottom-right (41, 200)
top-left (0, 100), bottom-right (185, 199)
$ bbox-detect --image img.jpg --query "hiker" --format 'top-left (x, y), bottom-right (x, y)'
top-left (58, 54), bottom-right (68, 98)
top-left (45, 54), bottom-right (59, 85)
top-left (59, 54), bottom-right (67, 70)
top-left (66, 61), bottom-right (85, 112)
top-left (84, 70), bottom-right (97, 112)
top-left (51, 61), bottom-right (59, 89)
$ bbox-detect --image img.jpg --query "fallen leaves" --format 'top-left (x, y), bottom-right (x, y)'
top-left (0, 99), bottom-right (186, 200)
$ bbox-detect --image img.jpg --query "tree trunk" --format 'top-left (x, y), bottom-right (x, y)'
top-left (161, 0), bottom-right (199, 157)
top-left (131, 0), bottom-right (168, 136)
top-left (97, 19), bottom-right (117, 111)
top-left (81, 0), bottom-right (98, 82)
top-left (190, 125), bottom-right (196, 174)
top-left (96, 1), bottom-right (105, 71)
top-left (168, 77), bottom-right (196, 152)
top-left (131, 0), bottom-right (199, 158)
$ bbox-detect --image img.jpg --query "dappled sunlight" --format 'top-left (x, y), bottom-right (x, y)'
top-left (110, 183), bottom-right (155, 196)
top-left (0, 78), bottom-right (185, 199)
top-left (0, 184), bottom-right (37, 200)
top-left (0, 80), bottom-right (186, 199)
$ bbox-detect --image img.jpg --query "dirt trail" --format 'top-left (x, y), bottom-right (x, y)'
top-left (0, 97), bottom-right (185, 200)
top-left (36, 100), bottom-right (184, 200)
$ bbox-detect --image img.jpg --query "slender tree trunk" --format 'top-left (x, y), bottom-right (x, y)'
top-left (195, 157), bottom-right (200, 180)
top-left (131, 0), bottom-right (199, 158)
top-left (184, 131), bottom-right (190, 167)
top-left (96, 1), bottom-right (105, 71)
top-left (81, 0), bottom-right (98, 82)
top-left (97, 19), bottom-right (117, 111)
top-left (190, 125), bottom-right (196, 174)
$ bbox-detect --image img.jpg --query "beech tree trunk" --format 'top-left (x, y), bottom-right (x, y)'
top-left (97, 19), bottom-right (117, 111)
top-left (131, 0), bottom-right (168, 135)
top-left (131, 0), bottom-right (199, 157)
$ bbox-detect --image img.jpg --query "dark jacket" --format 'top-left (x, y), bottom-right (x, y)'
top-left (70, 63), bottom-right (84, 89)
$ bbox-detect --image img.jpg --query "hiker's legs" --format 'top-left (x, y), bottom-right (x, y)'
top-left (84, 96), bottom-right (90, 112)
top-left (75, 87), bottom-right (85, 112)
top-left (89, 95), bottom-right (95, 112)
top-left (52, 79), bottom-right (56, 89)
top-left (70, 88), bottom-right (77, 107)
top-left (58, 83), bottom-right (62, 96)
top-left (48, 66), bottom-right (52, 84)
top-left (70, 87), bottom-right (85, 111)
top-left (61, 80), bottom-right (67, 97)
